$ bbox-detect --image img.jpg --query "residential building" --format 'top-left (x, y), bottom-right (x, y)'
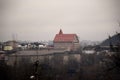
top-left (53, 29), bottom-right (80, 51)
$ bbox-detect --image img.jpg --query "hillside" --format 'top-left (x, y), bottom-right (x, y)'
top-left (101, 33), bottom-right (120, 46)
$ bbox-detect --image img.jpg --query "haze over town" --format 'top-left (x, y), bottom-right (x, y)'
top-left (0, 0), bottom-right (120, 41)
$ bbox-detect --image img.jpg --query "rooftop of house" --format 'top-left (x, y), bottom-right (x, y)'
top-left (54, 29), bottom-right (78, 42)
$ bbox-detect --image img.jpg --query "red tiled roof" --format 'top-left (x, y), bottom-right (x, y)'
top-left (54, 29), bottom-right (78, 42)
top-left (54, 34), bottom-right (76, 42)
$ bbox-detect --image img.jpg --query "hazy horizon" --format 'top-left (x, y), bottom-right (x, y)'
top-left (0, 0), bottom-right (120, 42)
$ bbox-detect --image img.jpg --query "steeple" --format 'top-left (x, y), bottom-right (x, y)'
top-left (59, 29), bottom-right (63, 34)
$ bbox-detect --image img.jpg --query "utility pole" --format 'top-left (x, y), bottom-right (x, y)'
top-left (12, 33), bottom-right (18, 80)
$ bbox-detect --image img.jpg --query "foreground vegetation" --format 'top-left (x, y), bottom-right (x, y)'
top-left (0, 51), bottom-right (120, 80)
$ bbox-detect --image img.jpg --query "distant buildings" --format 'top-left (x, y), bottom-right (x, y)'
top-left (0, 30), bottom-right (81, 52)
top-left (0, 42), bottom-right (3, 51)
top-left (53, 29), bottom-right (80, 51)
top-left (5, 40), bottom-right (18, 49)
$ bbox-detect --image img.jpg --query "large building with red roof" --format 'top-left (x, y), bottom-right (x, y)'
top-left (53, 29), bottom-right (80, 51)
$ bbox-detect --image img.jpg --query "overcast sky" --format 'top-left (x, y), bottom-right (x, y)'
top-left (0, 0), bottom-right (120, 42)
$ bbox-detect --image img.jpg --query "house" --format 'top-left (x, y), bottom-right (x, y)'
top-left (4, 40), bottom-right (18, 49)
top-left (82, 45), bottom-right (96, 54)
top-left (53, 29), bottom-right (80, 51)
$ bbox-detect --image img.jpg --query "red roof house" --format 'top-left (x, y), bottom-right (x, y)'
top-left (53, 29), bottom-right (80, 51)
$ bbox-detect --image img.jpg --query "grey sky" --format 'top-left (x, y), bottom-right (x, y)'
top-left (0, 0), bottom-right (120, 41)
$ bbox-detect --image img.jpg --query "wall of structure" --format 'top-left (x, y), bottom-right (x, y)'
top-left (5, 53), bottom-right (81, 66)
top-left (6, 41), bottom-right (18, 49)
top-left (54, 42), bottom-right (73, 50)
top-left (54, 42), bottom-right (80, 51)
top-left (73, 42), bottom-right (80, 50)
